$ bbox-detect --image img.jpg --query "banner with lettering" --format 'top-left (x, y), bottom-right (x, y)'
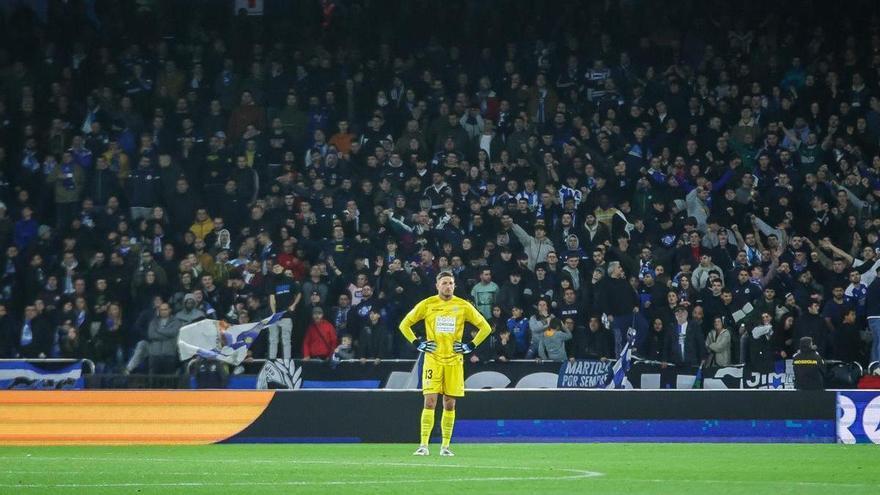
top-left (557, 360), bottom-right (613, 388)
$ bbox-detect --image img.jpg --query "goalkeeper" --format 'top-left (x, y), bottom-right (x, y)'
top-left (398, 270), bottom-right (492, 456)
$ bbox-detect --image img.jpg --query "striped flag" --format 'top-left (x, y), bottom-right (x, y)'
top-left (178, 312), bottom-right (285, 365)
top-left (605, 329), bottom-right (635, 389)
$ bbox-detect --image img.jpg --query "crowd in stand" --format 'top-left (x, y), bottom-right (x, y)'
top-left (0, 0), bottom-right (879, 375)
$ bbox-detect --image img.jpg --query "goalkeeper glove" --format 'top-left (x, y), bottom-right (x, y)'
top-left (452, 341), bottom-right (476, 354)
top-left (413, 338), bottom-right (437, 354)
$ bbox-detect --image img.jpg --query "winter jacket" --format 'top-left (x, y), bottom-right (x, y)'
top-left (705, 327), bottom-right (732, 366)
top-left (302, 319), bottom-right (337, 359)
top-left (147, 316), bottom-right (182, 358)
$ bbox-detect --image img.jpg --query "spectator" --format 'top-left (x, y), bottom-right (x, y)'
top-left (528, 299), bottom-right (555, 359)
top-left (147, 303), bottom-right (181, 374)
top-left (470, 268), bottom-right (499, 319)
top-left (641, 317), bottom-right (669, 361)
top-left (16, 305), bottom-right (52, 358)
top-left (493, 326), bottom-right (517, 362)
top-left (358, 308), bottom-right (391, 359)
top-left (603, 261), bottom-right (640, 354)
top-left (334, 334), bottom-right (356, 361)
top-left (175, 294), bottom-right (206, 325)
top-left (793, 337), bottom-right (825, 390)
top-left (510, 222), bottom-right (555, 271)
top-left (832, 308), bottom-right (863, 363)
top-left (302, 306), bottom-right (337, 360)
top-left (665, 306), bottom-right (705, 366)
top-left (583, 316), bottom-right (615, 361)
top-left (265, 262), bottom-right (301, 361)
top-left (748, 312), bottom-right (776, 372)
top-left (795, 299), bottom-right (828, 357)
top-left (506, 305), bottom-right (530, 357)
top-left (705, 317), bottom-right (732, 367)
top-left (537, 317), bottom-right (571, 362)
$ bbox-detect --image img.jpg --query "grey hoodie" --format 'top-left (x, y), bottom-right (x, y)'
top-left (538, 327), bottom-right (571, 361)
top-left (175, 294), bottom-right (206, 324)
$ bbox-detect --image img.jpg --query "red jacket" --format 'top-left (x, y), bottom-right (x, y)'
top-left (302, 319), bottom-right (337, 359)
top-left (277, 253), bottom-right (305, 281)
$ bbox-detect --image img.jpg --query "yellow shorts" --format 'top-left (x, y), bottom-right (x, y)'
top-left (422, 361), bottom-right (464, 397)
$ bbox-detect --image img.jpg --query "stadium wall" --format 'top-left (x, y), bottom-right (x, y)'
top-left (1, 389), bottom-right (863, 445)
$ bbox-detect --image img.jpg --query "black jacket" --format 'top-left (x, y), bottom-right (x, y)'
top-left (793, 313), bottom-right (827, 356)
top-left (663, 319), bottom-right (706, 366)
top-left (602, 277), bottom-right (638, 316)
top-left (16, 316), bottom-right (53, 358)
top-left (793, 349), bottom-right (824, 390)
top-left (583, 326), bottom-right (615, 360)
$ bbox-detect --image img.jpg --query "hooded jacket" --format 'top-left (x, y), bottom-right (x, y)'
top-left (175, 294), bottom-right (206, 324)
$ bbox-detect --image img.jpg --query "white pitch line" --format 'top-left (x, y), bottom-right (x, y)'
top-left (0, 458), bottom-right (603, 489)
top-left (0, 471), bottom-right (603, 489)
top-left (0, 456), bottom-right (577, 472)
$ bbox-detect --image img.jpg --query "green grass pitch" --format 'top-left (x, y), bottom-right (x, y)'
top-left (0, 443), bottom-right (876, 494)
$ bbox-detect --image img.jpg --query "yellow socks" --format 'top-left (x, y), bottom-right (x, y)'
top-left (441, 409), bottom-right (456, 448)
top-left (420, 408), bottom-right (434, 446)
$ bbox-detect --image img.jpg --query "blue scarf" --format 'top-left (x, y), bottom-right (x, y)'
top-left (60, 162), bottom-right (76, 190)
top-left (20, 320), bottom-right (32, 347)
top-left (21, 150), bottom-right (39, 173)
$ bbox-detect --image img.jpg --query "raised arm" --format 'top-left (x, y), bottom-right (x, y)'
top-left (753, 215), bottom-right (788, 247)
top-left (510, 222), bottom-right (535, 247)
top-left (386, 210), bottom-right (415, 233)
top-left (819, 238), bottom-right (854, 265)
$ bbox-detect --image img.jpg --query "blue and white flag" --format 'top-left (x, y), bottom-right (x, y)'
top-left (178, 312), bottom-right (285, 365)
top-left (605, 329), bottom-right (635, 389)
top-left (0, 361), bottom-right (84, 389)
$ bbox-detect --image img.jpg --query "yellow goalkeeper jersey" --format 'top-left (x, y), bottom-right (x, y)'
top-left (398, 295), bottom-right (492, 365)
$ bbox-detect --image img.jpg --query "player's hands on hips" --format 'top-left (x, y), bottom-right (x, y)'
top-left (414, 338), bottom-right (437, 353)
top-left (452, 341), bottom-right (475, 354)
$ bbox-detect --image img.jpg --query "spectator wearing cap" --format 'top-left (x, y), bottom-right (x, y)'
top-left (302, 306), bottom-right (337, 360)
top-left (793, 336), bottom-right (825, 390)
top-left (665, 305), bottom-right (706, 366)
